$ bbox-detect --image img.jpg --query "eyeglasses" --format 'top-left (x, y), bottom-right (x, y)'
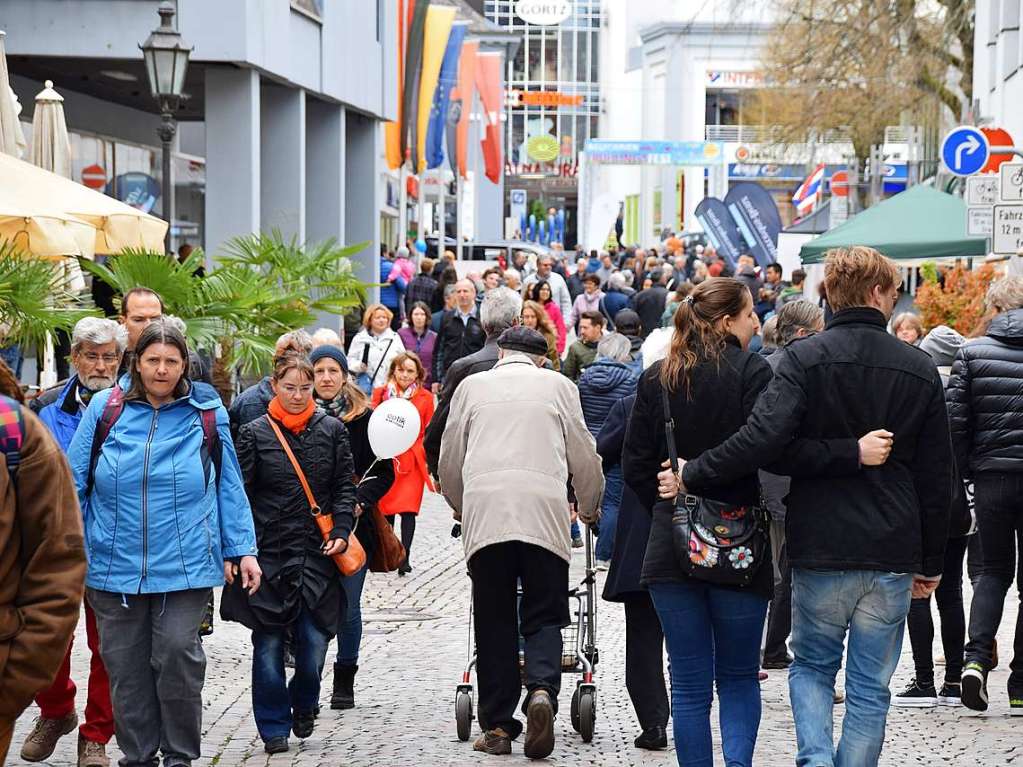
top-left (81, 352), bottom-right (120, 364)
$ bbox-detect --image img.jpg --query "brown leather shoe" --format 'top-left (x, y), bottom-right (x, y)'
top-left (20, 712), bottom-right (78, 762)
top-left (524, 690), bottom-right (555, 760)
top-left (78, 735), bottom-right (110, 767)
top-left (473, 727), bottom-right (512, 755)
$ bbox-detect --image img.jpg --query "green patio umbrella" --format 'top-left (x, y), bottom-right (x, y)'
top-left (800, 185), bottom-right (988, 263)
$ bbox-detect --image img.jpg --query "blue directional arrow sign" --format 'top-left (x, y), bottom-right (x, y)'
top-left (941, 126), bottom-right (990, 177)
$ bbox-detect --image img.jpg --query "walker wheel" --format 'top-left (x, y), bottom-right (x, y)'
top-left (579, 689), bottom-right (596, 743)
top-left (455, 689), bottom-right (474, 742)
top-left (570, 687), bottom-right (581, 732)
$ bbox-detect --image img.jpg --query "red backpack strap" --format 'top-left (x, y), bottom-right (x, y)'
top-left (0, 395), bottom-right (24, 485)
top-left (86, 386), bottom-right (125, 496)
top-left (199, 408), bottom-right (223, 490)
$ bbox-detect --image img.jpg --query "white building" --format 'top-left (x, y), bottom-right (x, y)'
top-left (973, 0), bottom-right (1023, 140)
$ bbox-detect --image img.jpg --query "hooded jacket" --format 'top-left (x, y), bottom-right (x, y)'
top-left (36, 375), bottom-right (86, 451)
top-left (577, 358), bottom-right (639, 437)
top-left (947, 308), bottom-right (1023, 476)
top-left (66, 379), bottom-right (258, 595)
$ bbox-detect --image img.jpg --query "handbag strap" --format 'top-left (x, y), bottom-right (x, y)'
top-left (660, 383), bottom-right (680, 475)
top-left (369, 337), bottom-right (394, 384)
top-left (265, 415), bottom-right (321, 514)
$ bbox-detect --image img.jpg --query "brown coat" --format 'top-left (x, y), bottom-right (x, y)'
top-left (0, 405), bottom-right (85, 727)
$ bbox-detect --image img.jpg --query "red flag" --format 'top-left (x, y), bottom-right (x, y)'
top-left (454, 40), bottom-right (479, 179)
top-left (474, 52), bottom-right (503, 184)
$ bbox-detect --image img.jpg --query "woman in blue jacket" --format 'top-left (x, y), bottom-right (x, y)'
top-left (67, 320), bottom-right (260, 767)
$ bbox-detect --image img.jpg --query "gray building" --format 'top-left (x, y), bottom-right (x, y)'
top-left (2, 0), bottom-right (397, 299)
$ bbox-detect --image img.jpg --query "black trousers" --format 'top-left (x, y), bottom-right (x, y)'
top-left (906, 534), bottom-right (969, 686)
top-left (623, 594), bottom-right (669, 730)
top-left (966, 473), bottom-right (1023, 694)
top-left (385, 512), bottom-right (416, 561)
top-left (469, 541), bottom-right (569, 738)
top-left (763, 519), bottom-right (792, 661)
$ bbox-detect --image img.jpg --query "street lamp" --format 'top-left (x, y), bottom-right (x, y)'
top-left (140, 1), bottom-right (192, 252)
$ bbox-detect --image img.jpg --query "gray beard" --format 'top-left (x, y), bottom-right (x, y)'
top-left (80, 375), bottom-right (116, 392)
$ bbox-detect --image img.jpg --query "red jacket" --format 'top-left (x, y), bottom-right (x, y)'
top-left (371, 385), bottom-right (435, 515)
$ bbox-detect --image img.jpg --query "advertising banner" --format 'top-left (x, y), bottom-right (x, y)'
top-left (694, 197), bottom-right (743, 268)
top-left (724, 182), bottom-right (782, 269)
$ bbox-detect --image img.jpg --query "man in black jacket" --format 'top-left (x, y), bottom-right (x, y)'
top-left (432, 279), bottom-right (485, 387)
top-left (946, 275), bottom-right (1023, 713)
top-left (629, 269), bottom-right (668, 337)
top-left (671, 247), bottom-right (953, 767)
top-left (425, 287), bottom-right (522, 479)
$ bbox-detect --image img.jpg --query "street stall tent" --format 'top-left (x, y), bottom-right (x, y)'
top-left (0, 150), bottom-right (167, 258)
top-left (799, 185), bottom-right (987, 264)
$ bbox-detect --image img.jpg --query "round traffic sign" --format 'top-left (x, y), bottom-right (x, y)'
top-left (981, 127), bottom-right (1014, 173)
top-left (81, 163), bottom-right (107, 189)
top-left (941, 126), bottom-right (989, 177)
top-left (830, 170), bottom-right (849, 197)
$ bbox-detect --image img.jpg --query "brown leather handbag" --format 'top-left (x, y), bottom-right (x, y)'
top-left (266, 416), bottom-right (366, 576)
top-left (366, 503), bottom-right (406, 572)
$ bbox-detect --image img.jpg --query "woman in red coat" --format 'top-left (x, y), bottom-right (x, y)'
top-left (371, 351), bottom-right (435, 575)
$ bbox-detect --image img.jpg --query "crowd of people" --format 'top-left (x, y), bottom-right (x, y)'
top-left (0, 237), bottom-right (1021, 767)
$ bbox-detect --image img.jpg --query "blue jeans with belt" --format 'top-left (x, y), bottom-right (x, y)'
top-left (649, 580), bottom-right (768, 767)
top-left (251, 608), bottom-right (332, 742)
top-left (789, 569), bottom-right (912, 767)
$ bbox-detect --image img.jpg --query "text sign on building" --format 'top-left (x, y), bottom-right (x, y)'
top-left (967, 206), bottom-right (994, 237)
top-left (584, 140), bottom-right (725, 166)
top-left (511, 91), bottom-right (585, 107)
top-left (993, 204), bottom-right (1023, 254)
top-left (999, 163), bottom-right (1023, 201)
top-left (515, 0), bottom-right (572, 25)
top-left (705, 71), bottom-right (764, 89)
top-left (966, 175), bottom-right (998, 205)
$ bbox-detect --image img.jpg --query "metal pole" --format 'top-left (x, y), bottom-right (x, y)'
top-left (398, 163), bottom-right (408, 248)
top-left (456, 171), bottom-right (464, 261)
top-left (438, 169), bottom-right (446, 244)
top-left (418, 165), bottom-right (427, 242)
top-left (158, 107), bottom-right (176, 253)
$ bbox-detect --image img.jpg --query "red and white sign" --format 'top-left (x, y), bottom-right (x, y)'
top-left (830, 170), bottom-right (849, 197)
top-left (81, 164), bottom-right (107, 190)
top-left (981, 127), bottom-right (1014, 174)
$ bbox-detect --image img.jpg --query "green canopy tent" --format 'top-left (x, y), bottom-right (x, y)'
top-left (800, 184), bottom-right (988, 264)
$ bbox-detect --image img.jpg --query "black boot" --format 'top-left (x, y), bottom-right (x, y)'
top-left (330, 663), bottom-right (357, 710)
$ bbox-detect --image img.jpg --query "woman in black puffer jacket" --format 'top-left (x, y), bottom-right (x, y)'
top-left (946, 276), bottom-right (1023, 712)
top-left (308, 344), bottom-right (395, 711)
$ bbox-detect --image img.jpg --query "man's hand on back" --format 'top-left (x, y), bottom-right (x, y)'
top-left (859, 429), bottom-right (893, 466)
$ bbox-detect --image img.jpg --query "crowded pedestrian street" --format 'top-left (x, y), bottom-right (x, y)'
top-left (7, 493), bottom-right (1020, 767)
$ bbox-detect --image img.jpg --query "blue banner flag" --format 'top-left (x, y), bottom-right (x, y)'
top-left (694, 197), bottom-right (743, 268)
top-left (427, 22), bottom-right (467, 170)
top-left (724, 182), bottom-right (783, 269)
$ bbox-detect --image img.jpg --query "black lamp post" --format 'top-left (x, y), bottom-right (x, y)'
top-left (140, 1), bottom-right (192, 252)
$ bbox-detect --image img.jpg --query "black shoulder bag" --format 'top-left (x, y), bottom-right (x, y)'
top-left (661, 384), bottom-right (768, 587)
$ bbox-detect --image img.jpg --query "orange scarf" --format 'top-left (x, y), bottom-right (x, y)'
top-left (268, 397), bottom-right (316, 435)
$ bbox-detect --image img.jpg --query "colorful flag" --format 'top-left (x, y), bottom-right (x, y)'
top-left (401, 0), bottom-right (430, 166)
top-left (385, 0), bottom-right (411, 170)
top-left (792, 163), bottom-right (826, 215)
top-left (474, 51), bottom-right (503, 184)
top-left (415, 5), bottom-right (456, 173)
top-left (426, 21), bottom-right (467, 170)
top-left (453, 40), bottom-right (479, 179)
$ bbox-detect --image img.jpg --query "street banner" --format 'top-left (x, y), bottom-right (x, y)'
top-left (694, 196), bottom-right (743, 268)
top-left (415, 5), bottom-right (456, 172)
top-left (453, 40), bottom-right (479, 179)
top-left (385, 0), bottom-right (411, 169)
top-left (426, 21), bottom-right (467, 170)
top-left (401, 0), bottom-right (430, 166)
top-left (724, 182), bottom-right (782, 269)
top-left (475, 51), bottom-right (504, 184)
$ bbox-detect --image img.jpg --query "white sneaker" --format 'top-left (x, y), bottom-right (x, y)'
top-left (595, 559), bottom-right (610, 571)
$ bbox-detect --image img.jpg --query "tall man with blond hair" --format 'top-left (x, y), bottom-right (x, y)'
top-left (668, 246), bottom-right (953, 766)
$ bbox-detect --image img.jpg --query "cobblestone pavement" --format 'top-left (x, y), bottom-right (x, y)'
top-left (10, 492), bottom-right (1022, 767)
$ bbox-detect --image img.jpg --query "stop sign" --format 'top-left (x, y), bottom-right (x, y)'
top-left (81, 164), bottom-right (107, 189)
top-left (830, 170), bottom-right (849, 197)
top-left (981, 127), bottom-right (1014, 173)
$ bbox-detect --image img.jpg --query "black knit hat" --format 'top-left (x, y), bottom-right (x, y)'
top-left (309, 345), bottom-right (349, 374)
top-left (496, 327), bottom-right (549, 357)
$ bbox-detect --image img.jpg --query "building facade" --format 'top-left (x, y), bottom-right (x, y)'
top-left (974, 1), bottom-right (1023, 142)
top-left (2, 0), bottom-right (397, 305)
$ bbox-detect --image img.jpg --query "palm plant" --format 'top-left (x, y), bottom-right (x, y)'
top-left (0, 241), bottom-right (96, 350)
top-left (80, 232), bottom-right (368, 381)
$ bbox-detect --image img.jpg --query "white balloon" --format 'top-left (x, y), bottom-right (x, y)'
top-left (368, 397), bottom-right (421, 459)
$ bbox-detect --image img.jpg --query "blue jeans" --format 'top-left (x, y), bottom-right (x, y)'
top-left (251, 608), bottom-right (332, 742)
top-left (0, 345), bottom-right (22, 378)
top-left (336, 564), bottom-right (368, 665)
top-left (789, 569), bottom-right (912, 767)
top-left (649, 580), bottom-right (769, 767)
top-left (571, 520), bottom-right (581, 540)
top-left (595, 466), bottom-right (622, 561)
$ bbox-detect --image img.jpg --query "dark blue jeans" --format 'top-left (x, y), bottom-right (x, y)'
top-left (251, 608), bottom-right (332, 742)
top-left (649, 580), bottom-right (769, 767)
top-left (336, 564), bottom-right (368, 665)
top-left (595, 466), bottom-right (622, 561)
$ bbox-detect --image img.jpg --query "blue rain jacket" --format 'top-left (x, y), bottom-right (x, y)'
top-left (66, 379), bottom-right (257, 595)
top-left (37, 376), bottom-right (85, 452)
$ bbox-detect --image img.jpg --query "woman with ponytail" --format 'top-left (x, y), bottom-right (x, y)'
top-left (622, 277), bottom-right (773, 767)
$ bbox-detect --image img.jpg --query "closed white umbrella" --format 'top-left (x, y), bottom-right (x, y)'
top-left (0, 31), bottom-right (27, 158)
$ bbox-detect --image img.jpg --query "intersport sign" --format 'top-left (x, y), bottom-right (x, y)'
top-left (515, 0), bottom-right (572, 25)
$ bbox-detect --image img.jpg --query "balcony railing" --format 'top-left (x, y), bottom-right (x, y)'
top-left (704, 125), bottom-right (853, 144)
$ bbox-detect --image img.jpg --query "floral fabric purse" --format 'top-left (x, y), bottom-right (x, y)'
top-left (661, 384), bottom-right (768, 588)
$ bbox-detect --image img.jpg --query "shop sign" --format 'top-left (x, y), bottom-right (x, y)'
top-left (511, 90), bottom-right (584, 107)
top-left (515, 0), bottom-right (572, 25)
top-left (527, 135), bottom-right (560, 162)
top-left (506, 160), bottom-right (578, 178)
top-left (585, 140), bottom-right (725, 166)
top-left (705, 70), bottom-right (764, 89)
